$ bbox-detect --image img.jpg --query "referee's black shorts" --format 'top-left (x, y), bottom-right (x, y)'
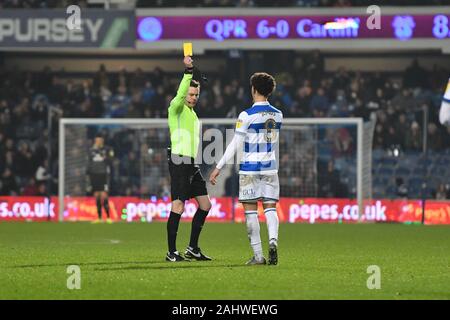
top-left (168, 153), bottom-right (208, 202)
top-left (89, 173), bottom-right (109, 192)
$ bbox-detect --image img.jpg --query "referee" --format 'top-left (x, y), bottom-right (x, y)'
top-left (87, 134), bottom-right (114, 223)
top-left (166, 56), bottom-right (212, 262)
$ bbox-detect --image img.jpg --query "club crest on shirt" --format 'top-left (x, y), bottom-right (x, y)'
top-left (264, 118), bottom-right (277, 142)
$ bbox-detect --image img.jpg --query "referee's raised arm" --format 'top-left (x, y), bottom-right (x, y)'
top-left (168, 56), bottom-right (194, 115)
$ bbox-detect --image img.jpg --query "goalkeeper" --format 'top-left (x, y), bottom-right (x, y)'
top-left (165, 56), bottom-right (212, 262)
top-left (87, 134), bottom-right (114, 223)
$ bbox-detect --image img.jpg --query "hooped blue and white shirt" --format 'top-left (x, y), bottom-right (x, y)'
top-left (235, 101), bottom-right (283, 175)
top-left (443, 78), bottom-right (450, 103)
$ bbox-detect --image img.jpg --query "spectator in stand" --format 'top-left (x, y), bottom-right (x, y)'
top-left (405, 121), bottom-right (423, 151)
top-left (23, 178), bottom-right (39, 196)
top-left (435, 183), bottom-right (449, 200)
top-left (384, 125), bottom-right (403, 151)
top-left (93, 64), bottom-right (110, 93)
top-left (310, 87), bottom-right (329, 116)
top-left (318, 160), bottom-right (343, 198)
top-left (395, 113), bottom-right (409, 149)
top-left (31, 95), bottom-right (48, 125)
top-left (0, 132), bottom-right (6, 159)
top-left (36, 183), bottom-right (47, 196)
top-left (36, 160), bottom-right (51, 188)
top-left (329, 89), bottom-right (349, 117)
top-left (395, 177), bottom-right (409, 198)
top-left (290, 85), bottom-right (312, 116)
top-left (130, 68), bottom-right (148, 90)
top-left (427, 122), bottom-right (443, 151)
top-left (372, 123), bottom-right (385, 150)
top-left (391, 88), bottom-right (417, 113)
top-left (1, 168), bottom-right (18, 195)
top-left (15, 142), bottom-right (35, 178)
top-left (332, 67), bottom-right (350, 91)
top-left (304, 50), bottom-right (324, 84)
top-left (333, 127), bottom-right (353, 157)
top-left (403, 59), bottom-right (429, 89)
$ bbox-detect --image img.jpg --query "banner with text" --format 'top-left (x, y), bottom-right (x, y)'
top-left (0, 9), bottom-right (135, 48)
top-left (137, 14), bottom-right (450, 42)
top-left (0, 197), bottom-right (449, 225)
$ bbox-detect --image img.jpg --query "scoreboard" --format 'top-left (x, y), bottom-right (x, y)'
top-left (135, 8), bottom-right (450, 51)
top-left (137, 14), bottom-right (450, 41)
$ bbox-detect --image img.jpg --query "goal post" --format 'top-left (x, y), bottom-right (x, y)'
top-left (58, 117), bottom-right (374, 222)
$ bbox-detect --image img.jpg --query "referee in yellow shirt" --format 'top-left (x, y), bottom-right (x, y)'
top-left (166, 56), bottom-right (212, 262)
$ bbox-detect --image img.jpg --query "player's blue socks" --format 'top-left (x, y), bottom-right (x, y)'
top-left (167, 211), bottom-right (182, 253)
top-left (189, 208), bottom-right (209, 249)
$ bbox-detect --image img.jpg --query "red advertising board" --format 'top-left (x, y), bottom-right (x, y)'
top-left (63, 196), bottom-right (233, 222)
top-left (400, 200), bottom-right (450, 225)
top-left (0, 196), bottom-right (57, 221)
top-left (0, 197), bottom-right (449, 225)
top-left (279, 198), bottom-right (411, 224)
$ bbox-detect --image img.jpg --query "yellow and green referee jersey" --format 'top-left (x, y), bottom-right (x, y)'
top-left (168, 72), bottom-right (200, 159)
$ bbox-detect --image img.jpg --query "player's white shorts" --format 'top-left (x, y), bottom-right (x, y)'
top-left (239, 174), bottom-right (279, 203)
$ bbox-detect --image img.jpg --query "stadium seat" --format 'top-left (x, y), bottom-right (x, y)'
top-left (395, 166), bottom-right (411, 176)
top-left (373, 176), bottom-right (389, 186)
top-left (385, 185), bottom-right (397, 196)
top-left (378, 168), bottom-right (394, 176)
top-left (430, 165), bottom-right (447, 176)
top-left (399, 155), bottom-right (418, 167)
top-left (372, 149), bottom-right (385, 160)
top-left (380, 157), bottom-right (398, 167)
top-left (435, 156), bottom-right (448, 166)
top-left (417, 157), bottom-right (433, 166)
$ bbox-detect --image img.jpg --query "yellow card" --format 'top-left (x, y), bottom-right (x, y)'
top-left (183, 42), bottom-right (193, 57)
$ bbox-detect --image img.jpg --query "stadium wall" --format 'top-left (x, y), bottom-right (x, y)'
top-left (1, 54), bottom-right (226, 73)
top-left (4, 52), bottom-right (450, 73)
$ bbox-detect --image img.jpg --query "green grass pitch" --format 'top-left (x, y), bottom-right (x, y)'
top-left (0, 222), bottom-right (449, 300)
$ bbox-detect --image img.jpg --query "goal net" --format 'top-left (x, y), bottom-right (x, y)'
top-left (58, 118), bottom-right (375, 221)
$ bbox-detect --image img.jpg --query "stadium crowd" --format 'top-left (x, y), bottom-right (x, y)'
top-left (1, 0), bottom-right (449, 8)
top-left (0, 51), bottom-right (449, 199)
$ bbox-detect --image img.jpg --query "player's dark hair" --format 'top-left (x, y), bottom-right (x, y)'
top-left (250, 72), bottom-right (276, 97)
top-left (190, 80), bottom-right (200, 89)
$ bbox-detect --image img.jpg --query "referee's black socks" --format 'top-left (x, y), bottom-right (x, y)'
top-left (167, 211), bottom-right (182, 253)
top-left (189, 208), bottom-right (209, 249)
